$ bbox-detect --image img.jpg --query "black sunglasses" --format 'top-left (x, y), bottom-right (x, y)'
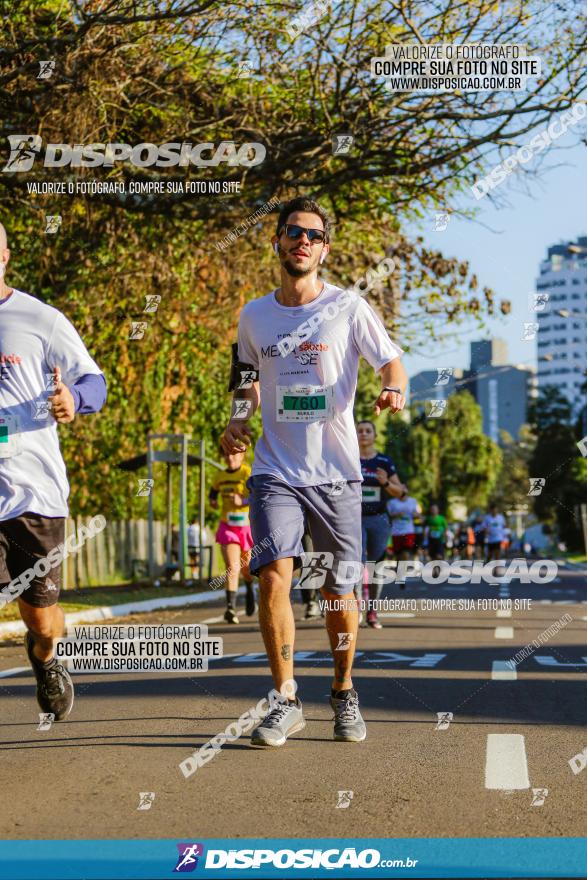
top-left (280, 223), bottom-right (326, 244)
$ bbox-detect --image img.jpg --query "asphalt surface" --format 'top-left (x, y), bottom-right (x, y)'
top-left (1, 561), bottom-right (586, 840)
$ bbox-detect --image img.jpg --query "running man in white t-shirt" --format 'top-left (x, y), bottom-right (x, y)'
top-left (0, 223), bottom-right (106, 721)
top-left (481, 503), bottom-right (507, 562)
top-left (221, 196), bottom-right (407, 747)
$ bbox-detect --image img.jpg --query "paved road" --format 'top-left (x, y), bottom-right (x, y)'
top-left (1, 563), bottom-right (586, 839)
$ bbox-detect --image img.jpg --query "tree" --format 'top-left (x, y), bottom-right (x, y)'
top-left (2, 1), bottom-right (585, 218)
top-left (528, 386), bottom-right (584, 548)
top-left (384, 390), bottom-right (501, 511)
top-left (491, 425), bottom-right (535, 512)
top-left (1, 0), bottom-right (585, 517)
top-left (354, 359), bottom-right (385, 424)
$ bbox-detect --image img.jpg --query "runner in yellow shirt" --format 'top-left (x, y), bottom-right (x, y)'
top-left (209, 449), bottom-right (255, 624)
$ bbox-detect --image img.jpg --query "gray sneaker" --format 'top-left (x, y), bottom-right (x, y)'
top-left (330, 689), bottom-right (366, 742)
top-left (250, 699), bottom-right (305, 747)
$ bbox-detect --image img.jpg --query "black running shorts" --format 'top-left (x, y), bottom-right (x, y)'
top-left (0, 514), bottom-right (65, 608)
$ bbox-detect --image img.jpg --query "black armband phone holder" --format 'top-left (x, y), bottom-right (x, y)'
top-left (228, 342), bottom-right (259, 392)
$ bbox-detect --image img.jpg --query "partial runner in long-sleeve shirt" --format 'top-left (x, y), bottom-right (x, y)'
top-left (69, 372), bottom-right (107, 415)
top-left (0, 226), bottom-right (107, 725)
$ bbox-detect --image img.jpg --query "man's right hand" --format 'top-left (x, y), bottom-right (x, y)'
top-left (221, 421), bottom-right (252, 455)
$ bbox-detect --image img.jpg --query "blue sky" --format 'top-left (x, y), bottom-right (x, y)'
top-left (403, 136), bottom-right (587, 379)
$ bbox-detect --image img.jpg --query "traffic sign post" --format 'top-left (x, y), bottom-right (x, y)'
top-left (120, 435), bottom-right (224, 584)
top-left (147, 433), bottom-right (191, 581)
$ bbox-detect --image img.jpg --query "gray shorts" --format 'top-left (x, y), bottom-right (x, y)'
top-left (247, 474), bottom-right (362, 596)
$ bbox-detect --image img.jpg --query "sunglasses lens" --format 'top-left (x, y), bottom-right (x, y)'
top-left (283, 224), bottom-right (325, 243)
top-left (285, 225), bottom-right (304, 239)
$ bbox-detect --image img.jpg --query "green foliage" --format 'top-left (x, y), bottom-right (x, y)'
top-left (384, 391), bottom-right (501, 512)
top-left (353, 360), bottom-right (383, 426)
top-left (491, 425), bottom-right (535, 512)
top-left (528, 386), bottom-right (587, 548)
top-left (2, 0), bottom-right (586, 524)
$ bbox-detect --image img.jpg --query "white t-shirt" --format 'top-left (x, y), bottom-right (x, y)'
top-left (387, 497), bottom-right (420, 535)
top-left (237, 283), bottom-right (402, 486)
top-left (0, 289), bottom-right (103, 520)
top-left (187, 524), bottom-right (200, 547)
top-left (482, 513), bottom-right (506, 543)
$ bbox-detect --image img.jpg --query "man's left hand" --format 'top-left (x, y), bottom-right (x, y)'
top-left (373, 388), bottom-right (405, 416)
top-left (48, 366), bottom-right (75, 424)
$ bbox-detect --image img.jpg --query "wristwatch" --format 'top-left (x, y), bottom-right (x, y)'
top-left (383, 386), bottom-right (402, 393)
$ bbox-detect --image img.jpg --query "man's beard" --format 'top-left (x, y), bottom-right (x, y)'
top-left (283, 258), bottom-right (313, 277)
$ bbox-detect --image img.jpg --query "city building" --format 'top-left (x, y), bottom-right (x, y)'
top-left (409, 367), bottom-right (463, 402)
top-left (536, 236), bottom-right (587, 409)
top-left (464, 339), bottom-right (537, 443)
top-left (410, 339), bottom-right (536, 443)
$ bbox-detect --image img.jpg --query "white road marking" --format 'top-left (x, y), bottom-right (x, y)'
top-left (0, 666), bottom-right (29, 679)
top-left (200, 615), bottom-right (226, 624)
top-left (491, 661), bottom-right (517, 681)
top-left (227, 649), bottom-right (446, 668)
top-left (496, 608), bottom-right (512, 618)
top-left (207, 652), bottom-right (242, 663)
top-left (534, 655), bottom-right (587, 668)
top-left (494, 626), bottom-right (514, 639)
top-left (378, 612), bottom-right (416, 618)
top-left (485, 734), bottom-right (530, 789)
top-left (362, 651), bottom-right (447, 667)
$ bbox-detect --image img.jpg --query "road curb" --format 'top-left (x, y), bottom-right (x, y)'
top-left (0, 588), bottom-right (222, 639)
